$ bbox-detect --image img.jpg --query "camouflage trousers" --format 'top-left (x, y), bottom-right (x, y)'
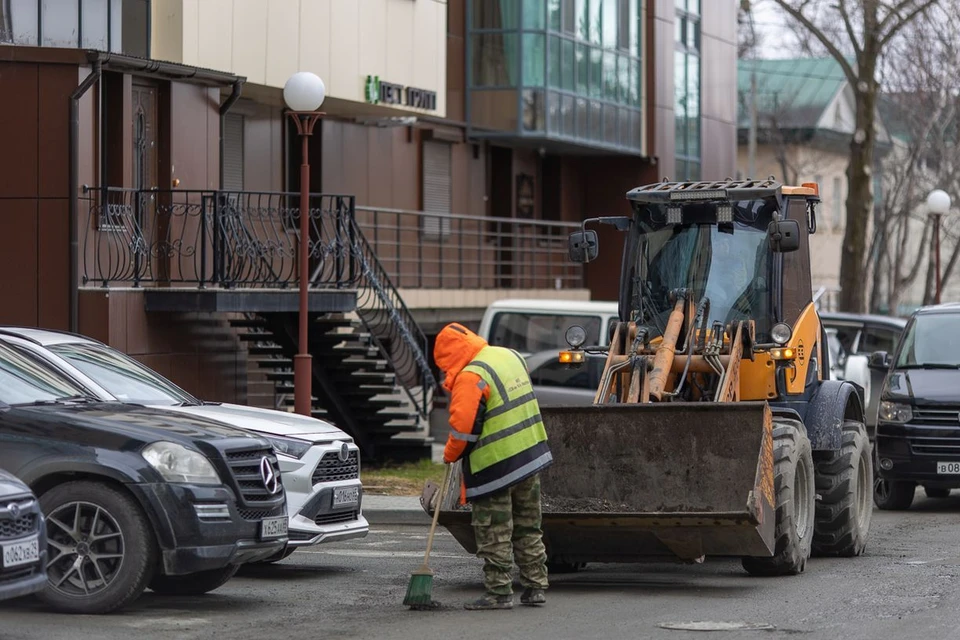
top-left (471, 473), bottom-right (549, 596)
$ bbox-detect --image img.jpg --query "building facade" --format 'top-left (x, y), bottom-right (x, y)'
top-left (0, 0), bottom-right (737, 457)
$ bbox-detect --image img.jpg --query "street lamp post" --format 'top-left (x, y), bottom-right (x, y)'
top-left (283, 71), bottom-right (326, 416)
top-left (927, 189), bottom-right (952, 305)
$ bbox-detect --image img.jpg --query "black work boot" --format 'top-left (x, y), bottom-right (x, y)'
top-left (521, 588), bottom-right (546, 605)
top-left (464, 593), bottom-right (514, 610)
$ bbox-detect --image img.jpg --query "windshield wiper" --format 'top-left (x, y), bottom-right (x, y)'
top-left (13, 395), bottom-right (95, 407)
top-left (898, 363), bottom-right (960, 370)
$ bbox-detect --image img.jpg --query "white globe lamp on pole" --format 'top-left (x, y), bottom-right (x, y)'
top-left (927, 189), bottom-right (952, 305)
top-left (284, 71), bottom-right (327, 417)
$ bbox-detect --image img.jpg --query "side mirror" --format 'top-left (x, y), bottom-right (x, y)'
top-left (569, 230), bottom-right (599, 263)
top-left (767, 219), bottom-right (801, 253)
top-left (868, 351), bottom-right (891, 370)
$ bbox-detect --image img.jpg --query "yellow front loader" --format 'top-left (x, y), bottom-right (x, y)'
top-left (433, 179), bottom-right (873, 576)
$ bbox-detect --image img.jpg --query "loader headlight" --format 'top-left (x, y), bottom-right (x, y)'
top-left (565, 325), bottom-right (587, 348)
top-left (771, 323), bottom-right (792, 345)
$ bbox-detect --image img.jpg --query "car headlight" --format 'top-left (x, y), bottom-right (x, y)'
top-left (264, 435), bottom-right (312, 459)
top-left (878, 401), bottom-right (913, 424)
top-left (141, 442), bottom-right (221, 484)
top-left (771, 323), bottom-right (792, 345)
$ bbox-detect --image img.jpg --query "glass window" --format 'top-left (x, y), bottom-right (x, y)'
top-left (0, 342), bottom-right (88, 406)
top-left (531, 355), bottom-right (605, 389)
top-left (523, 0), bottom-right (545, 29)
top-left (575, 0), bottom-right (589, 40)
top-left (588, 0), bottom-right (602, 44)
top-left (50, 343), bottom-right (196, 406)
top-left (489, 313), bottom-right (603, 353)
top-left (474, 0), bottom-right (518, 29)
top-left (472, 33), bottom-right (519, 86)
top-left (4, 0), bottom-right (39, 45)
top-left (549, 36), bottom-right (562, 87)
top-left (81, 0), bottom-right (109, 50)
top-left (629, 0), bottom-right (639, 55)
top-left (616, 54), bottom-right (629, 103)
top-left (603, 51), bottom-right (617, 100)
top-left (629, 58), bottom-right (639, 105)
top-left (602, 0), bottom-right (617, 49)
top-left (687, 55), bottom-right (700, 157)
top-left (42, 0), bottom-right (79, 47)
top-left (675, 51), bottom-right (687, 156)
top-left (562, 38), bottom-right (575, 89)
top-left (562, 0), bottom-right (576, 33)
top-left (589, 46), bottom-right (602, 98)
top-left (548, 0), bottom-right (562, 31)
top-left (896, 314), bottom-right (960, 368)
top-left (523, 33), bottom-right (546, 86)
top-left (589, 100), bottom-right (602, 141)
top-left (862, 327), bottom-right (901, 355)
top-left (522, 89), bottom-right (545, 131)
top-left (575, 42), bottom-right (589, 94)
top-left (562, 94), bottom-right (576, 135)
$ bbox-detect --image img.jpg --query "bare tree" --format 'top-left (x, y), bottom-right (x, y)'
top-left (869, 3), bottom-right (960, 312)
top-left (772, 0), bottom-right (938, 312)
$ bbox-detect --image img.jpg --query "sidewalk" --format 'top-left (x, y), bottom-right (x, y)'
top-left (363, 494), bottom-right (431, 526)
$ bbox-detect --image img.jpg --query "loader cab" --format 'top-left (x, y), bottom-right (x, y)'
top-left (614, 187), bottom-right (815, 346)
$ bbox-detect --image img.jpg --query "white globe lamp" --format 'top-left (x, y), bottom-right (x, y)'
top-left (927, 189), bottom-right (951, 215)
top-left (284, 72), bottom-right (326, 112)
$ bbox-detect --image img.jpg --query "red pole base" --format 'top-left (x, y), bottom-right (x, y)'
top-left (293, 353), bottom-right (313, 417)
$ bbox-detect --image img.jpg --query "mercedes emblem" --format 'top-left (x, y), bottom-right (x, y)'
top-left (7, 502), bottom-right (20, 519)
top-left (259, 457), bottom-right (281, 495)
top-left (338, 443), bottom-right (350, 462)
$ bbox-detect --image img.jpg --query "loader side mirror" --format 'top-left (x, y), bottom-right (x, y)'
top-left (869, 351), bottom-right (891, 370)
top-left (569, 230), bottom-right (599, 263)
top-left (767, 219), bottom-right (800, 253)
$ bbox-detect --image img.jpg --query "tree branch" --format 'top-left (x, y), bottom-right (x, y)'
top-left (772, 0), bottom-right (858, 84)
top-left (879, 0), bottom-right (938, 47)
top-left (836, 0), bottom-right (863, 61)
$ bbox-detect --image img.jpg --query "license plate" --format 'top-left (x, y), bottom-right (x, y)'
top-left (333, 486), bottom-right (359, 508)
top-left (2, 535), bottom-right (39, 569)
top-left (937, 462), bottom-right (960, 474)
top-left (260, 516), bottom-right (288, 540)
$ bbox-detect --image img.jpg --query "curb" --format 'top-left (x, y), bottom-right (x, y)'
top-left (364, 508), bottom-right (432, 526)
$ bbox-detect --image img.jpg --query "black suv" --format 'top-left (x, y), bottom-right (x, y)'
top-left (0, 340), bottom-right (288, 613)
top-left (870, 303), bottom-right (960, 510)
top-left (0, 469), bottom-right (47, 602)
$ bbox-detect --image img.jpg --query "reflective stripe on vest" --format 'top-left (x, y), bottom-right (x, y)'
top-left (461, 346), bottom-right (548, 476)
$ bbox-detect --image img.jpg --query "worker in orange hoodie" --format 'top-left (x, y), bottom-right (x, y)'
top-left (433, 322), bottom-right (553, 611)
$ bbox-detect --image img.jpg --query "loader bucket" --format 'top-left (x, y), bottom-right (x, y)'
top-left (436, 401), bottom-right (777, 564)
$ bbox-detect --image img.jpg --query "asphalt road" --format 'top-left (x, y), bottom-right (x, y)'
top-left (4, 492), bottom-right (960, 640)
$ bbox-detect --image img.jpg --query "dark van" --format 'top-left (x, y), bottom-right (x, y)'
top-left (870, 303), bottom-right (960, 510)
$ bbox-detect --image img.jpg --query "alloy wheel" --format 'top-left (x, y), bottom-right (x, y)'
top-left (45, 501), bottom-right (125, 597)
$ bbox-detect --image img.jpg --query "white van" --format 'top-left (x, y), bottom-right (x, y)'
top-left (477, 299), bottom-right (619, 356)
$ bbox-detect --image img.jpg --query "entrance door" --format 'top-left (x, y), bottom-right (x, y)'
top-left (132, 81), bottom-right (161, 282)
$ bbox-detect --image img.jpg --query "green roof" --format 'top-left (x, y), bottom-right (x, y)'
top-left (737, 57), bottom-right (847, 129)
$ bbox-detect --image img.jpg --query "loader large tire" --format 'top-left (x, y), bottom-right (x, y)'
top-left (812, 420), bottom-right (872, 557)
top-left (742, 419), bottom-right (815, 577)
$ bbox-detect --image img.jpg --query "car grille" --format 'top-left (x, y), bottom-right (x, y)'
top-left (0, 565), bottom-right (37, 583)
top-left (911, 406), bottom-right (960, 427)
top-left (0, 498), bottom-right (39, 541)
top-left (901, 407), bottom-right (960, 456)
top-left (223, 447), bottom-right (286, 520)
top-left (314, 510), bottom-right (359, 526)
top-left (312, 451), bottom-right (360, 484)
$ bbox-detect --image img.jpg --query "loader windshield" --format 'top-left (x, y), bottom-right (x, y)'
top-left (624, 202), bottom-right (774, 341)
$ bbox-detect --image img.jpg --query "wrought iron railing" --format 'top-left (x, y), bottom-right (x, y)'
top-left (81, 187), bottom-right (357, 289)
top-left (81, 187), bottom-right (433, 417)
top-left (334, 213), bottom-right (437, 412)
top-left (354, 206), bottom-right (585, 290)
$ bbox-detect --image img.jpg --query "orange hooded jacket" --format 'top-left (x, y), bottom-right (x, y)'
top-left (434, 323), bottom-right (491, 467)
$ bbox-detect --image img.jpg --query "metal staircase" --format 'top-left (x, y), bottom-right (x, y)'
top-left (229, 197), bottom-right (438, 462)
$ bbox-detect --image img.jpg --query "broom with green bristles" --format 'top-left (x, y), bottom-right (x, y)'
top-left (404, 462), bottom-right (453, 610)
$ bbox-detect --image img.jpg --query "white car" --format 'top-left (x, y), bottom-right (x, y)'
top-left (0, 327), bottom-right (368, 560)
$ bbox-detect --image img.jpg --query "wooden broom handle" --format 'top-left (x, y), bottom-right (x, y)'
top-left (423, 463), bottom-right (453, 565)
